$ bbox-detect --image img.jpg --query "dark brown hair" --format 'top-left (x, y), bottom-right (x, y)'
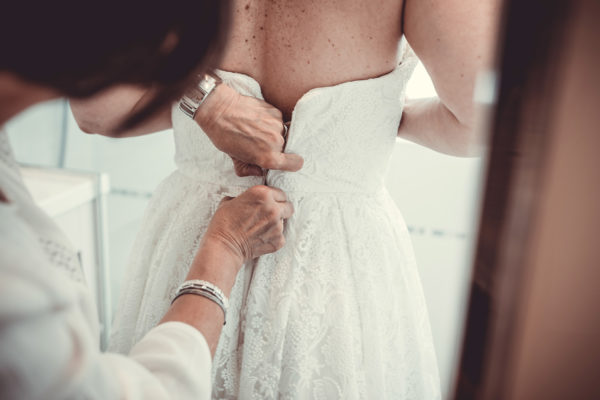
top-left (0, 1), bottom-right (231, 129)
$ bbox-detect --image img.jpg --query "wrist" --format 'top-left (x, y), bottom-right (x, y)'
top-left (194, 82), bottom-right (237, 131)
top-left (186, 235), bottom-right (244, 297)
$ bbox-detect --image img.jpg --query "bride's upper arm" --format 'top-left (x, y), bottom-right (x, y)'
top-left (402, 0), bottom-right (502, 127)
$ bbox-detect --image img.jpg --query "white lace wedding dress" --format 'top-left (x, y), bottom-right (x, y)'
top-left (110, 40), bottom-right (441, 399)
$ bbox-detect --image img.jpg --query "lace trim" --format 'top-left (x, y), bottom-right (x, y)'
top-left (38, 237), bottom-right (85, 283)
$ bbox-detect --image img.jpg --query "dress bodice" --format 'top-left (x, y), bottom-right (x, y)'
top-left (114, 41), bottom-right (441, 400)
top-left (172, 40), bottom-right (417, 195)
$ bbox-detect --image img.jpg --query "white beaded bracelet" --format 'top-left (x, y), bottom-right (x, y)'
top-left (172, 279), bottom-right (229, 324)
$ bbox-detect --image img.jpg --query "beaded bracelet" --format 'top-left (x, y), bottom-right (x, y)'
top-left (171, 279), bottom-right (229, 324)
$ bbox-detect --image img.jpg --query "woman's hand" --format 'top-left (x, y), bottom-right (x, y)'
top-left (182, 184), bottom-right (290, 308)
top-left (195, 83), bottom-right (304, 176)
top-left (183, 185), bottom-right (292, 306)
top-left (207, 185), bottom-right (293, 262)
top-left (161, 185), bottom-right (293, 352)
top-left (191, 185), bottom-right (293, 292)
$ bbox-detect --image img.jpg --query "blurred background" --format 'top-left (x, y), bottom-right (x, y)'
top-left (5, 61), bottom-right (485, 398)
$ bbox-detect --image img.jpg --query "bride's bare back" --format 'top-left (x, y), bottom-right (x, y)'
top-left (220, 0), bottom-right (405, 117)
top-left (72, 0), bottom-right (499, 157)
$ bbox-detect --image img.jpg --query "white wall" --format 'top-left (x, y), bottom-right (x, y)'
top-left (5, 62), bottom-right (485, 399)
top-left (6, 99), bottom-right (66, 166)
top-left (6, 102), bottom-right (176, 319)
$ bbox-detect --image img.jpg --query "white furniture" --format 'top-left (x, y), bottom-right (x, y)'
top-left (21, 166), bottom-right (112, 350)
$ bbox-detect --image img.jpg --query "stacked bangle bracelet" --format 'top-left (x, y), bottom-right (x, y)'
top-left (171, 279), bottom-right (229, 324)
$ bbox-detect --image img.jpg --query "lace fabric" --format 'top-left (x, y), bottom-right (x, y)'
top-left (110, 39), bottom-right (441, 399)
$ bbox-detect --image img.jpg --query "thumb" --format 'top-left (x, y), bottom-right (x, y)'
top-left (276, 153), bottom-right (304, 172)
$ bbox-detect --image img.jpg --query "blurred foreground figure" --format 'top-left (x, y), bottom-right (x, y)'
top-left (1, 2), bottom-right (296, 399)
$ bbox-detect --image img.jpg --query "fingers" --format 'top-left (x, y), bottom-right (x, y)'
top-left (236, 164), bottom-right (264, 177)
top-left (272, 152), bottom-right (305, 172)
top-left (243, 151), bottom-right (304, 173)
top-left (245, 186), bottom-right (292, 216)
top-left (254, 219), bottom-right (286, 256)
top-left (279, 201), bottom-right (294, 220)
top-left (263, 103), bottom-right (283, 121)
top-left (232, 158), bottom-right (263, 177)
top-left (267, 186), bottom-right (288, 202)
top-left (221, 185), bottom-right (293, 259)
top-left (264, 187), bottom-right (293, 219)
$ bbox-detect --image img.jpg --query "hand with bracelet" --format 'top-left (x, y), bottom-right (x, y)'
top-left (71, 72), bottom-right (303, 176)
top-left (160, 185), bottom-right (293, 355)
top-left (188, 73), bottom-right (304, 177)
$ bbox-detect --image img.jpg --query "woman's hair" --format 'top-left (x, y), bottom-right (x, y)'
top-left (0, 1), bottom-right (231, 129)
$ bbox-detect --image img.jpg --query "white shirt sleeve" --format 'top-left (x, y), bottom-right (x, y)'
top-left (105, 322), bottom-right (212, 399)
top-left (0, 206), bottom-right (212, 400)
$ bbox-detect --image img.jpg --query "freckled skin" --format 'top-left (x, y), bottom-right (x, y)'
top-left (220, 0), bottom-right (404, 119)
top-left (71, 0), bottom-right (496, 158)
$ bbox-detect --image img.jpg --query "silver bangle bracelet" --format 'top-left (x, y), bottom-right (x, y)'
top-left (171, 279), bottom-right (229, 324)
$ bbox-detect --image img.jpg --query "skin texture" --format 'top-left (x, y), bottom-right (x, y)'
top-left (58, 0), bottom-right (501, 356)
top-left (195, 83), bottom-right (303, 176)
top-left (0, 75), bottom-right (293, 354)
top-left (70, 0), bottom-right (500, 164)
top-left (218, 0), bottom-right (404, 118)
top-left (400, 0), bottom-right (501, 155)
top-left (160, 185), bottom-right (293, 355)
